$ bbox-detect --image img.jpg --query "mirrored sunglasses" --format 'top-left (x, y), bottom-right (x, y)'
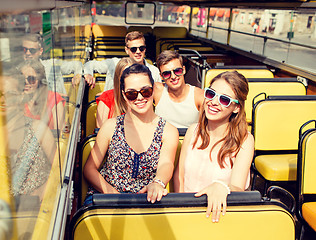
top-left (124, 87), bottom-right (153, 101)
top-left (204, 88), bottom-right (239, 107)
top-left (23, 47), bottom-right (39, 54)
top-left (128, 45), bottom-right (146, 53)
top-left (161, 67), bottom-right (184, 80)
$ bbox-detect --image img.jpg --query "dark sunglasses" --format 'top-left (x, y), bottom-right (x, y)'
top-left (127, 45), bottom-right (146, 53)
top-left (204, 88), bottom-right (239, 107)
top-left (23, 47), bottom-right (39, 54)
top-left (161, 67), bottom-right (184, 80)
top-left (124, 87), bottom-right (153, 101)
top-left (25, 76), bottom-right (37, 85)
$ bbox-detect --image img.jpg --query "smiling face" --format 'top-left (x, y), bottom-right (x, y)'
top-left (122, 73), bottom-right (154, 115)
top-left (159, 58), bottom-right (186, 91)
top-left (204, 78), bottom-right (240, 124)
top-left (21, 66), bottom-right (39, 94)
top-left (125, 38), bottom-right (146, 64)
top-left (22, 40), bottom-right (43, 61)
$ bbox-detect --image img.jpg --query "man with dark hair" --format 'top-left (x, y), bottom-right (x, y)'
top-left (84, 31), bottom-right (161, 91)
top-left (22, 33), bottom-right (83, 95)
top-left (154, 50), bottom-right (204, 128)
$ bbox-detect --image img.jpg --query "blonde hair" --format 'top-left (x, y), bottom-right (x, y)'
top-left (113, 57), bottom-right (135, 117)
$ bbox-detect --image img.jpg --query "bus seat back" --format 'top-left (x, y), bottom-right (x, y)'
top-left (253, 98), bottom-right (316, 151)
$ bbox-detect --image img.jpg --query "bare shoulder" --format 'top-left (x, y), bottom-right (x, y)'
top-left (154, 81), bottom-right (164, 92)
top-left (97, 117), bottom-right (117, 140)
top-left (193, 86), bottom-right (205, 108)
top-left (153, 82), bottom-right (164, 104)
top-left (185, 123), bottom-right (197, 140)
top-left (194, 86), bottom-right (204, 95)
top-left (243, 132), bottom-right (255, 148)
top-left (163, 121), bottom-right (179, 143)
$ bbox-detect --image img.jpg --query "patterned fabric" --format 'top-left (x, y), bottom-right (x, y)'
top-left (11, 117), bottom-right (51, 196)
top-left (88, 114), bottom-right (166, 194)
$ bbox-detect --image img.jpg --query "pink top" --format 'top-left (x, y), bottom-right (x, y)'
top-left (183, 131), bottom-right (250, 192)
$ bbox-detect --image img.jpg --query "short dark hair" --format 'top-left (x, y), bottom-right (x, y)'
top-left (156, 50), bottom-right (183, 70)
top-left (23, 33), bottom-right (43, 48)
top-left (120, 63), bottom-right (154, 91)
top-left (125, 31), bottom-right (145, 46)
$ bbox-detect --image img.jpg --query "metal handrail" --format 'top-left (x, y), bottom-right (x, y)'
top-left (209, 25), bottom-right (316, 51)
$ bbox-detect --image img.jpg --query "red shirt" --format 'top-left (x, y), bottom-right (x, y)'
top-left (96, 89), bottom-right (115, 119)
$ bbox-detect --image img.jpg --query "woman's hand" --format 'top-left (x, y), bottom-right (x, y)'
top-left (195, 181), bottom-right (230, 222)
top-left (138, 182), bottom-right (168, 203)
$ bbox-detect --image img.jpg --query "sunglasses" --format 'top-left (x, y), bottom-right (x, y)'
top-left (124, 87), bottom-right (153, 101)
top-left (161, 67), bottom-right (184, 80)
top-left (25, 76), bottom-right (37, 85)
top-left (23, 47), bottom-right (39, 54)
top-left (204, 88), bottom-right (239, 107)
top-left (127, 45), bottom-right (146, 53)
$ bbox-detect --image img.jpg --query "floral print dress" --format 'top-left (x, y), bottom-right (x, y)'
top-left (88, 114), bottom-right (166, 194)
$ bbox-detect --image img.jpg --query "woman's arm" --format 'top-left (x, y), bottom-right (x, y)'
top-left (83, 118), bottom-right (119, 193)
top-left (195, 132), bottom-right (255, 223)
top-left (173, 124), bottom-right (196, 192)
top-left (96, 101), bottom-right (110, 128)
top-left (139, 122), bottom-right (179, 203)
top-left (230, 132), bottom-right (255, 191)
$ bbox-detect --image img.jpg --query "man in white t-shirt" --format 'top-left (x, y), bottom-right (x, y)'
top-left (83, 31), bottom-right (161, 91)
top-left (154, 50), bottom-right (204, 128)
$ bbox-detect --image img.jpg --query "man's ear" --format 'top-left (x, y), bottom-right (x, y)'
top-left (39, 47), bottom-right (44, 56)
top-left (182, 65), bottom-right (186, 75)
top-left (125, 46), bottom-right (129, 55)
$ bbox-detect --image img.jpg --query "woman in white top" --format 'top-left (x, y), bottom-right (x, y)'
top-left (174, 71), bottom-right (254, 222)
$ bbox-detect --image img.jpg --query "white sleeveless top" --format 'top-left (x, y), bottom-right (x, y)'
top-left (155, 84), bottom-right (200, 128)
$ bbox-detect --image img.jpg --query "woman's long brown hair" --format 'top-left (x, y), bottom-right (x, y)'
top-left (193, 71), bottom-right (249, 168)
top-left (113, 57), bottom-right (135, 117)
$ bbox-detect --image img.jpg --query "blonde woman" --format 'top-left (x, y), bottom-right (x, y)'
top-left (95, 57), bottom-right (134, 128)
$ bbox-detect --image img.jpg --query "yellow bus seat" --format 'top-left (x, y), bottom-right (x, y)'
top-left (302, 203), bottom-right (316, 232)
top-left (297, 122), bottom-right (316, 234)
top-left (92, 25), bottom-right (127, 38)
top-left (205, 66), bottom-right (274, 89)
top-left (84, 100), bottom-right (97, 138)
top-left (70, 192), bottom-right (295, 240)
top-left (167, 128), bottom-right (187, 193)
top-left (93, 50), bottom-right (128, 60)
top-left (79, 134), bottom-right (97, 206)
top-left (88, 74), bottom-right (105, 102)
top-left (64, 76), bottom-right (79, 104)
top-left (153, 26), bottom-right (187, 39)
top-left (127, 26), bottom-right (153, 35)
top-left (64, 101), bottom-right (76, 126)
top-left (246, 78), bottom-right (306, 124)
top-left (251, 96), bottom-right (316, 193)
top-left (153, 26), bottom-right (188, 55)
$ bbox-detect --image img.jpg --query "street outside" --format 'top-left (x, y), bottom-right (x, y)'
top-left (65, 14), bottom-right (316, 75)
